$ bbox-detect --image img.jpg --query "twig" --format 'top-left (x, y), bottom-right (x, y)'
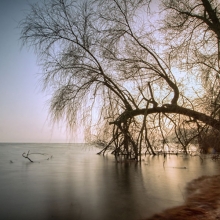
top-left (22, 150), bottom-right (52, 162)
top-left (22, 150), bottom-right (34, 162)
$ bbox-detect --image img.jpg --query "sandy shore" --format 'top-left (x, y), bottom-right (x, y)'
top-left (146, 175), bottom-right (220, 220)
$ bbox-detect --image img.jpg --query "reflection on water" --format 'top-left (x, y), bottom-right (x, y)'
top-left (0, 143), bottom-right (220, 220)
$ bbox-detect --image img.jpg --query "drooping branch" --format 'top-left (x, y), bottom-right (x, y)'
top-left (20, 0), bottom-right (220, 160)
top-left (111, 105), bottom-right (220, 131)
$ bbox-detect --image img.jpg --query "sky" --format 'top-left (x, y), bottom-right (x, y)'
top-left (0, 0), bottom-right (83, 143)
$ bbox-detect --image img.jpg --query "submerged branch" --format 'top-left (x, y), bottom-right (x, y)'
top-left (22, 151), bottom-right (34, 162)
top-left (22, 151), bottom-right (52, 162)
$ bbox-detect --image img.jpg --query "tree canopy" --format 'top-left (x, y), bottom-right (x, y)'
top-left (20, 0), bottom-right (220, 160)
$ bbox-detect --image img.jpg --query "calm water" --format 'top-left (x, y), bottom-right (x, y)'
top-left (0, 143), bottom-right (220, 220)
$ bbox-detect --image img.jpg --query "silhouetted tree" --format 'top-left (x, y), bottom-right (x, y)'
top-left (20, 0), bottom-right (220, 160)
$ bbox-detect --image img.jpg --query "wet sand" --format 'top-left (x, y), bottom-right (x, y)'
top-left (147, 175), bottom-right (220, 220)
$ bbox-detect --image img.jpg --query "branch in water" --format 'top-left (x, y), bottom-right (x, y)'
top-left (22, 150), bottom-right (34, 162)
top-left (22, 150), bottom-right (52, 162)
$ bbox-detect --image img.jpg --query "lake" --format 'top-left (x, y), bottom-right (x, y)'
top-left (0, 143), bottom-right (220, 220)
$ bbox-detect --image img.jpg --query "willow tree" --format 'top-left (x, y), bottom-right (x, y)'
top-left (20, 0), bottom-right (220, 160)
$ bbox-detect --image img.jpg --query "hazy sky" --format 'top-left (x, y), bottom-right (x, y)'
top-left (0, 0), bottom-right (83, 143)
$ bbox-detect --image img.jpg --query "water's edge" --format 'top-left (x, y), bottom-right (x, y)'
top-left (0, 143), bottom-right (219, 220)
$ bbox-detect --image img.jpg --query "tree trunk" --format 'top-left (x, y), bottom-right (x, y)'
top-left (111, 105), bottom-right (220, 131)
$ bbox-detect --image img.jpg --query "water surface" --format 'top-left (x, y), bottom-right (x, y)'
top-left (0, 143), bottom-right (220, 220)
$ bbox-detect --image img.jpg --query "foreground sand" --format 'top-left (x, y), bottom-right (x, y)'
top-left (146, 175), bottom-right (220, 220)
